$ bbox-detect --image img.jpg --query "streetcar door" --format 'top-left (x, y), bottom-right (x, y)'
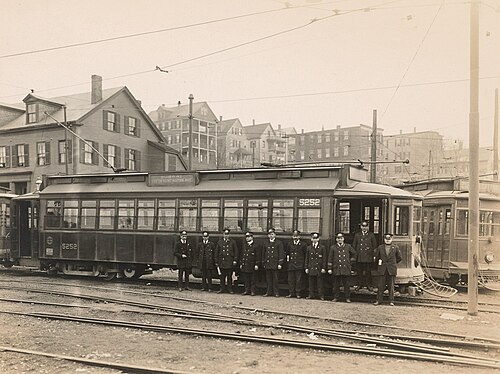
top-left (12, 198), bottom-right (39, 261)
top-left (422, 206), bottom-right (451, 268)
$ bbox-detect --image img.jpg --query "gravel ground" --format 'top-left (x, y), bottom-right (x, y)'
top-left (0, 268), bottom-right (499, 374)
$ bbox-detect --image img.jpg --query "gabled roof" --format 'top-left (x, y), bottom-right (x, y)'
top-left (23, 93), bottom-right (64, 107)
top-left (149, 102), bottom-right (218, 122)
top-left (243, 123), bottom-right (274, 139)
top-left (218, 118), bottom-right (242, 135)
top-left (0, 102), bottom-right (25, 112)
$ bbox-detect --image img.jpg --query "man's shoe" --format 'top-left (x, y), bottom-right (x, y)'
top-left (373, 301), bottom-right (379, 306)
top-left (208, 289), bottom-right (213, 292)
top-left (389, 302), bottom-right (395, 306)
top-left (275, 294), bottom-right (280, 297)
top-left (242, 291), bottom-right (248, 295)
top-left (263, 293), bottom-right (270, 297)
top-left (250, 292), bottom-right (256, 296)
top-left (285, 294), bottom-right (292, 298)
top-left (320, 297), bottom-right (325, 301)
top-left (185, 287), bottom-right (192, 291)
top-left (296, 295), bottom-right (302, 299)
top-left (229, 290), bottom-right (234, 294)
top-left (346, 299), bottom-right (351, 303)
top-left (178, 288), bottom-right (183, 292)
top-left (332, 298), bottom-right (338, 302)
top-left (217, 290), bottom-right (224, 294)
top-left (306, 295), bottom-right (313, 299)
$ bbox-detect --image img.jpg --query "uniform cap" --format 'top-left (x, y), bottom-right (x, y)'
top-left (202, 231), bottom-right (209, 237)
top-left (268, 228), bottom-right (276, 234)
top-left (311, 232), bottom-right (320, 239)
top-left (180, 230), bottom-right (187, 235)
top-left (292, 229), bottom-right (301, 235)
top-left (223, 228), bottom-right (230, 234)
top-left (336, 233), bottom-right (344, 238)
top-left (361, 221), bottom-right (369, 227)
top-left (384, 233), bottom-right (393, 239)
top-left (245, 231), bottom-right (254, 237)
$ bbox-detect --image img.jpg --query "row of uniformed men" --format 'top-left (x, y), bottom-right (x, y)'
top-left (174, 226), bottom-right (402, 305)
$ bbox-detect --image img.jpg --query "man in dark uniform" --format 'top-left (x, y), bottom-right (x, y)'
top-left (174, 230), bottom-right (193, 291)
top-left (352, 220), bottom-right (377, 291)
top-left (373, 233), bottom-right (402, 306)
top-left (304, 232), bottom-right (327, 300)
top-left (239, 231), bottom-right (261, 296)
top-left (195, 231), bottom-right (216, 292)
top-left (262, 228), bottom-right (285, 297)
top-left (328, 232), bottom-right (357, 302)
top-left (286, 229), bottom-right (307, 298)
top-left (215, 228), bottom-right (239, 294)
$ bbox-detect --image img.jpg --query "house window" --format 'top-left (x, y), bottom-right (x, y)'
top-left (58, 140), bottom-right (67, 164)
top-left (105, 111), bottom-right (119, 132)
top-left (126, 117), bottom-right (139, 136)
top-left (334, 132), bottom-right (339, 142)
top-left (325, 149), bottom-right (330, 158)
top-left (343, 146), bottom-right (349, 156)
top-left (104, 144), bottom-right (119, 168)
top-left (334, 147), bottom-right (339, 157)
top-left (125, 148), bottom-right (140, 171)
top-left (84, 143), bottom-right (93, 164)
top-left (0, 146), bottom-right (10, 168)
top-left (37, 142), bottom-right (50, 166)
top-left (27, 103), bottom-right (38, 123)
top-left (325, 134), bottom-right (330, 142)
top-left (80, 140), bottom-right (98, 165)
top-left (14, 144), bottom-right (29, 167)
top-left (343, 131), bottom-right (349, 140)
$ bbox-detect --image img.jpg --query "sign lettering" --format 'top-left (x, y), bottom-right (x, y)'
top-left (298, 198), bottom-right (321, 207)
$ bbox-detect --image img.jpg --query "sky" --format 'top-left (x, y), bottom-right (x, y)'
top-left (1, 0), bottom-right (499, 148)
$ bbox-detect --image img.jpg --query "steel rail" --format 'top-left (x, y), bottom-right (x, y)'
top-left (0, 345), bottom-right (186, 374)
top-left (2, 310), bottom-right (499, 370)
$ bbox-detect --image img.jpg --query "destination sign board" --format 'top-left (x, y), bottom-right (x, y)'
top-left (148, 173), bottom-right (198, 187)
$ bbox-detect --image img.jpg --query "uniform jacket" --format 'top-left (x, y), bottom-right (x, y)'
top-left (174, 240), bottom-right (193, 269)
top-left (305, 243), bottom-right (327, 276)
top-left (327, 243), bottom-right (357, 276)
top-left (374, 244), bottom-right (402, 276)
top-left (194, 240), bottom-right (216, 269)
top-left (262, 240), bottom-right (285, 270)
top-left (215, 239), bottom-right (239, 269)
top-left (286, 240), bottom-right (307, 270)
top-left (352, 231), bottom-right (377, 263)
top-left (239, 241), bottom-right (261, 272)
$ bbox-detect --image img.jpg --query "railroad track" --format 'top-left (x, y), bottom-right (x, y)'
top-left (0, 282), bottom-right (499, 369)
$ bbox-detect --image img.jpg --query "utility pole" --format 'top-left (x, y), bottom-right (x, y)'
top-left (188, 94), bottom-right (194, 171)
top-left (370, 109), bottom-right (377, 183)
top-left (494, 88), bottom-right (499, 182)
top-left (468, 0), bottom-right (480, 316)
top-left (428, 150), bottom-right (432, 180)
top-left (63, 106), bottom-right (68, 175)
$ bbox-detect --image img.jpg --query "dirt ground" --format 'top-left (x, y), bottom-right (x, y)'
top-left (0, 268), bottom-right (499, 374)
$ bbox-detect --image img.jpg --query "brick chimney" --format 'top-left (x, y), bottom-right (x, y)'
top-left (91, 75), bottom-right (102, 104)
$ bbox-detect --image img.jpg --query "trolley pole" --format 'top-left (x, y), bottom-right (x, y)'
top-left (494, 88), bottom-right (498, 182)
top-left (188, 94), bottom-right (194, 171)
top-left (468, 0), bottom-right (480, 316)
top-left (63, 105), bottom-right (68, 175)
top-left (370, 109), bottom-right (377, 183)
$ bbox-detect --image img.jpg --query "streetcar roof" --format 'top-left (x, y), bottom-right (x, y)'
top-left (336, 181), bottom-right (420, 199)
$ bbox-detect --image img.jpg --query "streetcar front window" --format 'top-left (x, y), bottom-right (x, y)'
top-left (272, 199), bottom-right (293, 232)
top-left (394, 205), bottom-right (409, 236)
top-left (298, 209), bottom-right (320, 234)
top-left (224, 199), bottom-right (243, 231)
top-left (46, 200), bottom-right (62, 228)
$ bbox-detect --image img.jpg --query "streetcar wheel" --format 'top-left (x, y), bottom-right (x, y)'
top-left (121, 266), bottom-right (137, 279)
top-left (2, 261), bottom-right (14, 268)
top-left (104, 272), bottom-right (118, 281)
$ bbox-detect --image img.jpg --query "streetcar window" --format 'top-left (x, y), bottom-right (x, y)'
top-left (99, 200), bottom-right (116, 229)
top-left (413, 207), bottom-right (422, 236)
top-left (137, 200), bottom-right (154, 230)
top-left (394, 206), bottom-right (409, 236)
top-left (118, 200), bottom-right (135, 230)
top-left (445, 209), bottom-right (451, 235)
top-left (338, 202), bottom-right (350, 233)
top-left (46, 200), bottom-right (62, 228)
top-left (298, 209), bottom-right (321, 234)
top-left (456, 209), bottom-right (468, 236)
top-left (63, 200), bottom-right (78, 229)
top-left (179, 199), bottom-right (197, 231)
top-left (158, 200), bottom-right (176, 231)
top-left (492, 212), bottom-right (500, 237)
top-left (224, 199), bottom-right (243, 231)
top-left (201, 200), bottom-right (220, 232)
top-left (272, 199), bottom-right (293, 232)
top-left (479, 210), bottom-right (500, 237)
top-left (247, 199), bottom-right (268, 232)
top-left (373, 206), bottom-right (380, 234)
top-left (81, 200), bottom-right (96, 229)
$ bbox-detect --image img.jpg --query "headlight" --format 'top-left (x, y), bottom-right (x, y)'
top-left (485, 252), bottom-right (494, 264)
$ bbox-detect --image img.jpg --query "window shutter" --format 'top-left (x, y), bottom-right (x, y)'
top-left (24, 144), bottom-right (29, 166)
top-left (79, 140), bottom-right (85, 163)
top-left (103, 110), bottom-right (108, 130)
top-left (116, 147), bottom-right (121, 168)
top-left (11, 146), bottom-right (17, 168)
top-left (136, 119), bottom-right (141, 137)
top-left (124, 116), bottom-right (128, 134)
top-left (67, 140), bottom-right (72, 164)
top-left (136, 150), bottom-right (141, 171)
top-left (45, 141), bottom-right (51, 165)
top-left (115, 114), bottom-right (120, 133)
top-left (5, 146), bottom-right (10, 168)
top-left (92, 141), bottom-right (99, 165)
top-left (103, 144), bottom-right (108, 159)
top-left (124, 148), bottom-right (130, 169)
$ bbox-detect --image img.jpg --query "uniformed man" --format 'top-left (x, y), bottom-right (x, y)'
top-left (262, 228), bottom-right (285, 297)
top-left (352, 221), bottom-right (377, 290)
top-left (286, 229), bottom-right (307, 298)
top-left (328, 232), bottom-right (357, 302)
top-left (195, 231), bottom-right (216, 292)
top-left (239, 231), bottom-right (261, 296)
top-left (304, 232), bottom-right (327, 300)
top-left (373, 233), bottom-right (402, 306)
top-left (173, 230), bottom-right (193, 291)
top-left (215, 228), bottom-right (239, 294)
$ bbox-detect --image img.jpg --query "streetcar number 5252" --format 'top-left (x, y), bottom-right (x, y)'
top-left (299, 198), bottom-right (320, 206)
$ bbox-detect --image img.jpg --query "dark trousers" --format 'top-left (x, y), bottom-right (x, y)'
top-left (265, 269), bottom-right (279, 296)
top-left (287, 269), bottom-right (303, 296)
top-left (178, 268), bottom-right (190, 289)
top-left (357, 262), bottom-right (373, 288)
top-left (333, 275), bottom-right (351, 299)
top-left (201, 263), bottom-right (213, 290)
top-left (377, 271), bottom-right (396, 302)
top-left (220, 269), bottom-right (233, 292)
top-left (241, 271), bottom-right (256, 294)
top-left (308, 274), bottom-right (324, 298)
